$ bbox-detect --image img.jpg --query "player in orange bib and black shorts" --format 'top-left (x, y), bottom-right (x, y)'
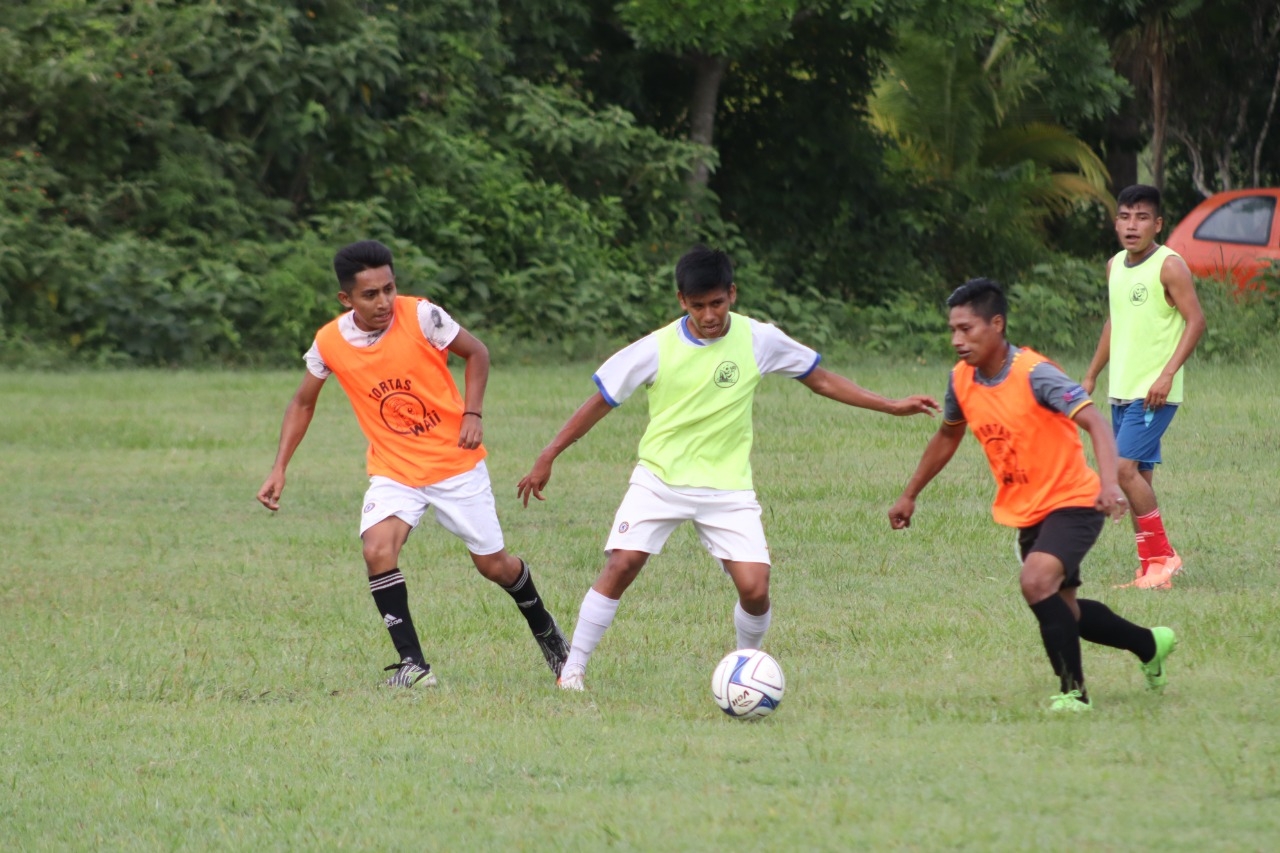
top-left (257, 240), bottom-right (568, 688)
top-left (888, 278), bottom-right (1178, 712)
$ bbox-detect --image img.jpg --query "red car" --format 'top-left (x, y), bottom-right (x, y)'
top-left (1165, 188), bottom-right (1280, 289)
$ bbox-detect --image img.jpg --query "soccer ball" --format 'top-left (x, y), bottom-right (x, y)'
top-left (711, 649), bottom-right (785, 719)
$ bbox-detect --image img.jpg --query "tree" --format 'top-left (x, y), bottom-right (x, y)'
top-left (1084, 0), bottom-right (1210, 193)
top-left (869, 26), bottom-right (1112, 208)
top-left (867, 18), bottom-right (1116, 283)
top-left (615, 0), bottom-right (820, 186)
top-left (0, 0), bottom-right (713, 362)
top-left (1165, 0), bottom-right (1280, 194)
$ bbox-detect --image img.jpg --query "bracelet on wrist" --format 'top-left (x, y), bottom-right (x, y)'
top-left (463, 411), bottom-right (482, 418)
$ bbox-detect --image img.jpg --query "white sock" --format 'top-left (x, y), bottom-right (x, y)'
top-left (563, 588), bottom-right (620, 675)
top-left (734, 601), bottom-right (772, 650)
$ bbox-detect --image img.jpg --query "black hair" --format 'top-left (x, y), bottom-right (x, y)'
top-left (333, 240), bottom-right (395, 292)
top-left (675, 244), bottom-right (734, 297)
top-left (1116, 184), bottom-right (1162, 217)
top-left (946, 277), bottom-right (1008, 325)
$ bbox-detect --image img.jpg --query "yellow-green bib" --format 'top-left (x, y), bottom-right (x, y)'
top-left (637, 313), bottom-right (762, 489)
top-left (1108, 245), bottom-right (1187, 403)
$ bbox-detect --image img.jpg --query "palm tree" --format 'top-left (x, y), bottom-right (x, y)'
top-left (869, 27), bottom-right (1112, 218)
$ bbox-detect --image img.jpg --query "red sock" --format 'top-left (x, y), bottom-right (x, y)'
top-left (1134, 531), bottom-right (1153, 573)
top-left (1136, 509), bottom-right (1175, 558)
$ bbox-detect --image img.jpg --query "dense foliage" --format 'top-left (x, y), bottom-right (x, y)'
top-left (1, 0), bottom-right (1277, 366)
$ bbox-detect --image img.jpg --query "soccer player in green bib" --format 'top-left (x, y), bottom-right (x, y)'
top-left (1083, 185), bottom-right (1205, 590)
top-left (517, 245), bottom-right (940, 690)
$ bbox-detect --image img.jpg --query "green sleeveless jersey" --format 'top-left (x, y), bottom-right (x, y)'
top-left (1108, 245), bottom-right (1187, 403)
top-left (637, 313), bottom-right (762, 490)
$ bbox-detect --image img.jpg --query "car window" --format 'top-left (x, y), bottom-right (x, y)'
top-left (1193, 196), bottom-right (1276, 246)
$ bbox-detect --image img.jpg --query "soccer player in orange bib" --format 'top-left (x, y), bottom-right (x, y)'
top-left (257, 240), bottom-right (568, 688)
top-left (889, 278), bottom-right (1177, 712)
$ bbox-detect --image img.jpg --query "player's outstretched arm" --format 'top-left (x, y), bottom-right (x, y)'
top-left (1072, 404), bottom-right (1128, 522)
top-left (517, 392), bottom-right (614, 507)
top-left (447, 328), bottom-right (490, 449)
top-left (888, 421), bottom-right (966, 529)
top-left (257, 372), bottom-right (325, 511)
top-left (799, 367), bottom-right (940, 416)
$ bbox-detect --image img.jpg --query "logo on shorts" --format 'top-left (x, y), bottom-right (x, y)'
top-left (618, 521), bottom-right (630, 534)
top-left (1129, 284), bottom-right (1148, 306)
top-left (713, 361), bottom-right (740, 388)
top-left (363, 502), bottom-right (376, 514)
top-left (379, 392), bottom-right (442, 436)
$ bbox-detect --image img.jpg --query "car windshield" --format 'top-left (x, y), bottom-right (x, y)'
top-left (1193, 196), bottom-right (1276, 246)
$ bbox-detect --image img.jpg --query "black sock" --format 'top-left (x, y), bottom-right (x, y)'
top-left (1029, 595), bottom-right (1086, 697)
top-left (1078, 599), bottom-right (1157, 662)
top-left (369, 569), bottom-right (425, 664)
top-left (502, 560), bottom-right (554, 636)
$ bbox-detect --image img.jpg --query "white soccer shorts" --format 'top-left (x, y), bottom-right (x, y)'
top-left (603, 466), bottom-right (771, 566)
top-left (358, 460), bottom-right (505, 555)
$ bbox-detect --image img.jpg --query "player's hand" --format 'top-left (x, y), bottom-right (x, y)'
top-left (257, 472), bottom-right (286, 511)
top-left (517, 455), bottom-right (554, 507)
top-left (890, 395), bottom-right (941, 417)
top-left (1144, 374), bottom-right (1173, 410)
top-left (1081, 375), bottom-right (1096, 396)
top-left (1096, 483), bottom-right (1128, 522)
top-left (458, 412), bottom-right (483, 449)
top-left (888, 495), bottom-right (916, 529)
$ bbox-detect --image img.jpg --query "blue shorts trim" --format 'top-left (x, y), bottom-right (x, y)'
top-left (1111, 400), bottom-right (1178, 471)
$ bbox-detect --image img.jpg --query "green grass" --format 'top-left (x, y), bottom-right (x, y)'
top-left (1, 360), bottom-right (1277, 850)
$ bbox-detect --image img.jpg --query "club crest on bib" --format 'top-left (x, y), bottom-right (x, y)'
top-left (975, 423), bottom-right (1030, 486)
top-left (713, 361), bottom-right (740, 388)
top-left (379, 391), bottom-right (442, 436)
top-left (1129, 284), bottom-right (1149, 306)
top-left (987, 436), bottom-right (1030, 485)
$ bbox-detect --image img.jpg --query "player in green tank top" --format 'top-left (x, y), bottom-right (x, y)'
top-left (1083, 185), bottom-right (1206, 590)
top-left (517, 245), bottom-right (941, 691)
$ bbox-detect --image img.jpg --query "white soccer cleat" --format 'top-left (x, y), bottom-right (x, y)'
top-left (557, 667), bottom-right (585, 691)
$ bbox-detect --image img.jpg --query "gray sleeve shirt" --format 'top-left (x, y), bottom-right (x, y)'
top-left (944, 346), bottom-right (1094, 424)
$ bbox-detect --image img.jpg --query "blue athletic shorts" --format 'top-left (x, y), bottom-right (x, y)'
top-left (1111, 400), bottom-right (1178, 471)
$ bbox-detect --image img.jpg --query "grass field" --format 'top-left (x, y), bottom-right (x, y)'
top-left (2, 359), bottom-right (1277, 850)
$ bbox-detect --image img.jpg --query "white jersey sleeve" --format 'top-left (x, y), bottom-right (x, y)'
top-left (304, 340), bottom-right (330, 379)
top-left (417, 300), bottom-right (460, 350)
top-left (591, 333), bottom-right (660, 407)
top-left (749, 318), bottom-right (821, 378)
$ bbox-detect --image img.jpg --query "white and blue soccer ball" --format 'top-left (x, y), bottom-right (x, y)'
top-left (711, 649), bottom-right (785, 719)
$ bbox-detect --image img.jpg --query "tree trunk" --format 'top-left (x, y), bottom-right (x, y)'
top-left (1147, 22), bottom-right (1168, 191)
top-left (688, 52), bottom-right (728, 188)
top-left (1105, 113), bottom-right (1141, 194)
top-left (1215, 144), bottom-right (1233, 193)
top-left (1105, 51), bottom-right (1142, 193)
top-left (1171, 126), bottom-right (1211, 198)
top-left (1252, 52), bottom-right (1280, 187)
top-left (1219, 94), bottom-right (1253, 192)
